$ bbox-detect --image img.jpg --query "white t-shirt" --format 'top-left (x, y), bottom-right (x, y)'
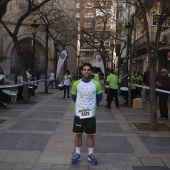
top-left (26, 71), bottom-right (32, 82)
top-left (0, 74), bottom-right (4, 80)
top-left (49, 73), bottom-right (55, 80)
top-left (64, 75), bottom-right (71, 86)
top-left (71, 79), bottom-right (102, 119)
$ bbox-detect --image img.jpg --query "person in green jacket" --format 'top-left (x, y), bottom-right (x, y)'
top-left (93, 73), bottom-right (99, 82)
top-left (124, 71), bottom-right (137, 105)
top-left (106, 69), bottom-right (119, 108)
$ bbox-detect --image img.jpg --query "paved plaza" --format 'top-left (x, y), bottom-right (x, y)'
top-left (0, 81), bottom-right (170, 170)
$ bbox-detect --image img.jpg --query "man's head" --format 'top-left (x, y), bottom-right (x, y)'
top-left (81, 63), bottom-right (92, 80)
top-left (161, 68), bottom-right (168, 78)
top-left (109, 69), bottom-right (114, 74)
top-left (146, 67), bottom-right (149, 71)
top-left (65, 70), bottom-right (70, 75)
top-left (27, 67), bottom-right (31, 72)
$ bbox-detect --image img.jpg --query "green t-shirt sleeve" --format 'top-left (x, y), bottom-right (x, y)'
top-left (71, 79), bottom-right (81, 95)
top-left (96, 83), bottom-right (102, 94)
top-left (106, 75), bottom-right (109, 82)
top-left (92, 79), bottom-right (102, 94)
top-left (71, 82), bottom-right (77, 95)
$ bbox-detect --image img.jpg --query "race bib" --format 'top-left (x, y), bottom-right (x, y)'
top-left (79, 109), bottom-right (93, 119)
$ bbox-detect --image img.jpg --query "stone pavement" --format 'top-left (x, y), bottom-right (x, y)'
top-left (0, 82), bottom-right (170, 170)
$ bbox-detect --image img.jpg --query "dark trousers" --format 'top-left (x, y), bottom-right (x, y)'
top-left (136, 87), bottom-right (142, 98)
top-left (17, 86), bottom-right (23, 100)
top-left (159, 92), bottom-right (169, 119)
top-left (145, 88), bottom-right (150, 101)
top-left (107, 88), bottom-right (119, 107)
top-left (125, 89), bottom-right (137, 104)
top-left (64, 85), bottom-right (70, 97)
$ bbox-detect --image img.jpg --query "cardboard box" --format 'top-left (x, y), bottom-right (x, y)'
top-left (133, 98), bottom-right (142, 109)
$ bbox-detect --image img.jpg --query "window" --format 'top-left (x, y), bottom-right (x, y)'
top-left (84, 22), bottom-right (92, 28)
top-left (83, 42), bottom-right (91, 47)
top-left (118, 10), bottom-right (123, 19)
top-left (85, 51), bottom-right (93, 57)
top-left (76, 3), bottom-right (80, 8)
top-left (104, 41), bottom-right (110, 46)
top-left (84, 3), bottom-right (94, 8)
top-left (96, 9), bottom-right (111, 16)
top-left (84, 13), bottom-right (94, 18)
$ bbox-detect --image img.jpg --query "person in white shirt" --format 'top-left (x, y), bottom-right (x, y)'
top-left (63, 70), bottom-right (72, 98)
top-left (16, 69), bottom-right (24, 101)
top-left (48, 70), bottom-right (55, 88)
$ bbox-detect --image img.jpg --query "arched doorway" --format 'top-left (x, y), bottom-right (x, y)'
top-left (10, 38), bottom-right (45, 74)
top-left (22, 50), bottom-right (34, 70)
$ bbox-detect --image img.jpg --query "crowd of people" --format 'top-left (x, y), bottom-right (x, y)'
top-left (0, 64), bottom-right (170, 165)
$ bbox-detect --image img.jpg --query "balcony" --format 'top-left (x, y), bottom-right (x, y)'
top-left (133, 32), bottom-right (155, 53)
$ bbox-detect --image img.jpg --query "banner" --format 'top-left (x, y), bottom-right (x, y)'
top-left (95, 54), bottom-right (105, 75)
top-left (56, 50), bottom-right (68, 78)
top-left (167, 51), bottom-right (170, 61)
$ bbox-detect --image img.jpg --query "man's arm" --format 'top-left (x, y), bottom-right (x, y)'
top-left (71, 94), bottom-right (76, 102)
top-left (96, 93), bottom-right (102, 104)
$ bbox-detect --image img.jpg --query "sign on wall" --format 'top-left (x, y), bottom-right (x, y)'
top-left (152, 14), bottom-right (170, 27)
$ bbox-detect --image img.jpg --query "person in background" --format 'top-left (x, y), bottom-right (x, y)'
top-left (0, 69), bottom-right (6, 107)
top-left (26, 67), bottom-right (34, 97)
top-left (16, 69), bottom-right (23, 101)
top-left (0, 69), bottom-right (5, 85)
top-left (106, 69), bottom-right (119, 108)
top-left (156, 69), bottom-right (170, 120)
top-left (143, 67), bottom-right (150, 101)
top-left (48, 69), bottom-right (55, 88)
top-left (134, 71), bottom-right (143, 98)
top-left (93, 73), bottom-right (99, 82)
top-left (124, 71), bottom-right (137, 105)
top-left (63, 70), bottom-right (72, 98)
top-left (71, 63), bottom-right (102, 165)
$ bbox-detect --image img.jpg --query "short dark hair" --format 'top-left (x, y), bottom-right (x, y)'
top-left (65, 70), bottom-right (70, 75)
top-left (81, 63), bottom-right (92, 70)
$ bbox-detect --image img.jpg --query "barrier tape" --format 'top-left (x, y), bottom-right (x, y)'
top-left (118, 73), bottom-right (129, 81)
top-left (133, 83), bottom-right (170, 94)
top-left (0, 79), bottom-right (51, 89)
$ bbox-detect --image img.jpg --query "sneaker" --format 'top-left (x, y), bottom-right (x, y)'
top-left (72, 154), bottom-right (81, 164)
top-left (88, 154), bottom-right (98, 164)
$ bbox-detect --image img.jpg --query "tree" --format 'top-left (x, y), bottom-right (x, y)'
top-left (76, 0), bottom-right (118, 76)
top-left (0, 0), bottom-right (11, 21)
top-left (0, 0), bottom-right (51, 102)
top-left (36, 0), bottom-right (77, 91)
top-left (125, 0), bottom-right (170, 130)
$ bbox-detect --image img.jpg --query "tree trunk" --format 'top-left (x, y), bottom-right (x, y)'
top-left (13, 37), bottom-right (30, 103)
top-left (149, 55), bottom-right (158, 130)
top-left (45, 26), bottom-right (48, 94)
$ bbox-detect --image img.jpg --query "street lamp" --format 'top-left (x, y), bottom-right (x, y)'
top-left (125, 22), bottom-right (132, 74)
top-left (110, 43), bottom-right (115, 70)
top-left (77, 55), bottom-right (80, 80)
top-left (30, 20), bottom-right (39, 72)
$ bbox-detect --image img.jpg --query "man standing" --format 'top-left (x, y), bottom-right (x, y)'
top-left (157, 69), bottom-right (170, 120)
top-left (106, 69), bottom-right (119, 108)
top-left (71, 63), bottom-right (102, 165)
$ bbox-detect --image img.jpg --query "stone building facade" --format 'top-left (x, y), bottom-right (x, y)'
top-left (0, 0), bottom-right (77, 79)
